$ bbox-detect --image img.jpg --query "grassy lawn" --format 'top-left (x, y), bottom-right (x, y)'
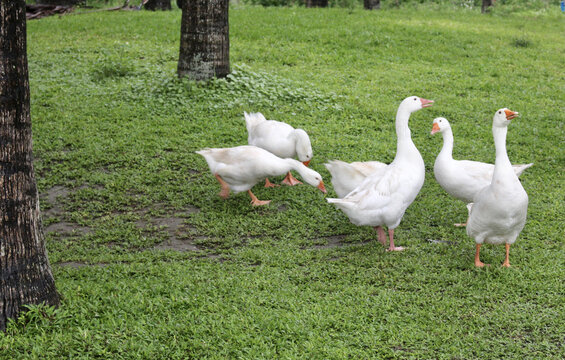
top-left (1, 3), bottom-right (564, 359)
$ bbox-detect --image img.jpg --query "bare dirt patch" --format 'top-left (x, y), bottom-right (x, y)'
top-left (41, 184), bottom-right (207, 252)
top-left (45, 221), bottom-right (91, 235)
top-left (41, 185), bottom-right (69, 218)
top-left (133, 205), bottom-right (207, 252)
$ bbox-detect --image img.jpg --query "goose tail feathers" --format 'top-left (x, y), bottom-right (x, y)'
top-left (244, 112), bottom-right (267, 132)
top-left (513, 163), bottom-right (534, 177)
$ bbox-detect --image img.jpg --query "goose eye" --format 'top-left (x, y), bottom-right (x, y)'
top-left (414, 98), bottom-right (417, 101)
top-left (498, 111), bottom-right (502, 114)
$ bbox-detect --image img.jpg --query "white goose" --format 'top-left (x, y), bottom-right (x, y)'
top-left (326, 96), bottom-right (434, 251)
top-left (244, 112), bottom-right (313, 187)
top-left (467, 109), bottom-right (528, 267)
top-left (431, 117), bottom-right (533, 226)
top-left (324, 160), bottom-right (387, 198)
top-left (196, 145), bottom-right (326, 206)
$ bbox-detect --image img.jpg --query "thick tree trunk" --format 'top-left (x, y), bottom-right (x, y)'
top-left (481, 0), bottom-right (494, 13)
top-left (0, 0), bottom-right (59, 332)
top-left (177, 0), bottom-right (229, 81)
top-left (144, 0), bottom-right (172, 11)
top-left (364, 0), bottom-right (380, 10)
top-left (306, 0), bottom-right (328, 7)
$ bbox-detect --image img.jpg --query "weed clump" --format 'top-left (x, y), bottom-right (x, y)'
top-left (92, 59), bottom-right (134, 81)
top-left (512, 37), bottom-right (532, 48)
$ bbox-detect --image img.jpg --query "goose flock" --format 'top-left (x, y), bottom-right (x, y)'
top-left (197, 96), bottom-right (531, 267)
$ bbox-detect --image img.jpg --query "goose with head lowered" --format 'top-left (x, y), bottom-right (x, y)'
top-left (244, 112), bottom-right (313, 187)
top-left (326, 96), bottom-right (434, 251)
top-left (467, 109), bottom-right (528, 267)
top-left (196, 145), bottom-right (326, 206)
top-left (431, 117), bottom-right (532, 226)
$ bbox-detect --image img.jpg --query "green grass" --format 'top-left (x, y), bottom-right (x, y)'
top-left (1, 4), bottom-right (564, 359)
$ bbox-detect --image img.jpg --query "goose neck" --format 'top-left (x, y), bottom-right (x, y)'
top-left (395, 108), bottom-right (412, 140)
top-left (492, 125), bottom-right (513, 180)
top-left (285, 158), bottom-right (303, 172)
top-left (439, 128), bottom-right (454, 159)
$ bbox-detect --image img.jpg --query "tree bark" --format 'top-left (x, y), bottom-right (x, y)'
top-left (481, 0), bottom-right (494, 13)
top-left (177, 0), bottom-right (229, 81)
top-left (364, 0), bottom-right (380, 10)
top-left (144, 0), bottom-right (172, 11)
top-left (306, 0), bottom-right (328, 7)
top-left (0, 0), bottom-right (59, 332)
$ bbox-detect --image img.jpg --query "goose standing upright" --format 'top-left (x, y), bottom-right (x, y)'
top-left (431, 117), bottom-right (533, 226)
top-left (327, 96), bottom-right (434, 251)
top-left (467, 109), bottom-right (528, 267)
top-left (244, 112), bottom-right (313, 187)
top-left (196, 145), bottom-right (326, 206)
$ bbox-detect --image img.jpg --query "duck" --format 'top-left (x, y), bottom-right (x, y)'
top-left (431, 117), bottom-right (533, 226)
top-left (326, 96), bottom-right (434, 251)
top-left (196, 145), bottom-right (326, 206)
top-left (467, 109), bottom-right (528, 267)
top-left (244, 112), bottom-right (313, 187)
top-left (324, 160), bottom-right (387, 198)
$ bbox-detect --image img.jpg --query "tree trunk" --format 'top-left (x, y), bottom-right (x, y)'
top-left (144, 0), bottom-right (172, 11)
top-left (364, 0), bottom-right (380, 10)
top-left (0, 0), bottom-right (59, 332)
top-left (306, 0), bottom-right (328, 7)
top-left (481, 0), bottom-right (493, 13)
top-left (177, 0), bottom-right (229, 81)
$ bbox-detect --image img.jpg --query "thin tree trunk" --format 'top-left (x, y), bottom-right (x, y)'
top-left (306, 0), bottom-right (328, 7)
top-left (144, 0), bottom-right (172, 11)
top-left (364, 0), bottom-right (380, 10)
top-left (0, 0), bottom-right (59, 332)
top-left (177, 0), bottom-right (229, 81)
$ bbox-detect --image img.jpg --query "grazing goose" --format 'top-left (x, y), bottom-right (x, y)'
top-left (196, 145), bottom-right (326, 206)
top-left (244, 112), bottom-right (313, 187)
top-left (466, 109), bottom-right (528, 267)
top-left (326, 96), bottom-right (434, 251)
top-left (431, 117), bottom-right (533, 226)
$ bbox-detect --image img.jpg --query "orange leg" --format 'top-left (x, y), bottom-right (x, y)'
top-left (386, 228), bottom-right (404, 252)
top-left (502, 243), bottom-right (511, 268)
top-left (474, 244), bottom-right (487, 267)
top-left (248, 190), bottom-right (271, 206)
top-left (374, 226), bottom-right (387, 246)
top-left (281, 171), bottom-right (303, 186)
top-left (454, 221), bottom-right (467, 227)
top-left (264, 178), bottom-right (279, 188)
top-left (214, 174), bottom-right (230, 199)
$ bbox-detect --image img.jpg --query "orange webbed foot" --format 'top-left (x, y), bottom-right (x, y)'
top-left (281, 172), bottom-right (302, 186)
top-left (248, 190), bottom-right (270, 206)
top-left (264, 178), bottom-right (279, 188)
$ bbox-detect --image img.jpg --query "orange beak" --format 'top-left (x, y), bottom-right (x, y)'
top-left (504, 109), bottom-right (519, 120)
top-left (302, 160), bottom-right (311, 167)
top-left (317, 181), bottom-right (327, 194)
top-left (420, 98), bottom-right (434, 108)
top-left (431, 122), bottom-right (440, 135)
